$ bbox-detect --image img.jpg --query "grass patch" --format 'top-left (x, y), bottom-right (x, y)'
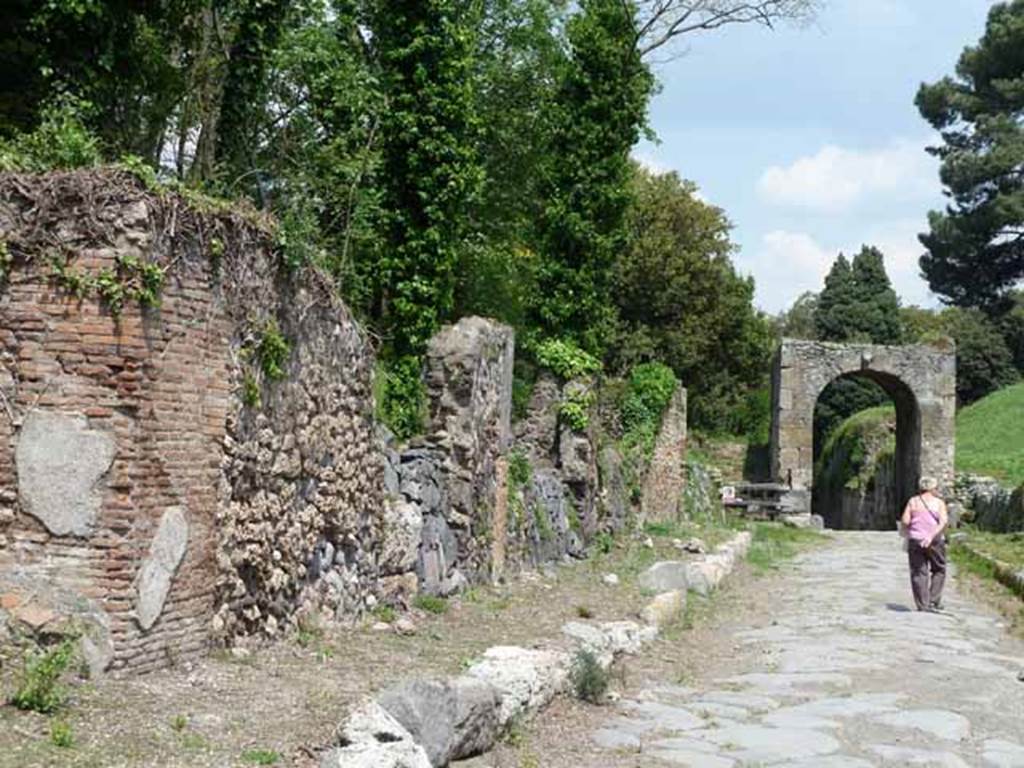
top-left (413, 594), bottom-right (448, 615)
top-left (50, 720), bottom-right (73, 749)
top-left (242, 748), bottom-right (282, 765)
top-left (372, 604), bottom-right (398, 624)
top-left (570, 649), bottom-right (609, 704)
top-left (956, 382), bottom-right (1024, 486)
top-left (956, 529), bottom-right (1024, 570)
top-left (10, 638), bottom-right (77, 714)
top-left (747, 523), bottom-right (825, 573)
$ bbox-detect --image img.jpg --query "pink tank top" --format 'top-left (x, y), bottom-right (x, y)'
top-left (906, 495), bottom-right (942, 542)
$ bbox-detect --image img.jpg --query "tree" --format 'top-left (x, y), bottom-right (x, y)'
top-left (812, 247), bottom-right (903, 454)
top-left (815, 247), bottom-right (902, 344)
top-left (611, 166), bottom-right (775, 433)
top-left (530, 0), bottom-right (654, 355)
top-left (777, 291), bottom-right (818, 339)
top-left (372, 0), bottom-right (482, 436)
top-left (815, 254), bottom-right (856, 341)
top-left (633, 0), bottom-right (820, 59)
top-left (942, 308), bottom-right (1019, 404)
top-left (916, 0), bottom-right (1024, 309)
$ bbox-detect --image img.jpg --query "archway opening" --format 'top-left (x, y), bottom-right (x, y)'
top-left (811, 371), bottom-right (921, 530)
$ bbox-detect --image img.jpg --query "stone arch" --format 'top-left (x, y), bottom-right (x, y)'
top-left (770, 340), bottom-right (956, 514)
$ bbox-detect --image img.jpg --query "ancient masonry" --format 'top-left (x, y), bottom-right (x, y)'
top-left (0, 170), bottom-right (687, 675)
top-left (770, 339), bottom-right (957, 510)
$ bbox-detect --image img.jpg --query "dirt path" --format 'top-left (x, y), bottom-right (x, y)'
top-left (467, 531), bottom-right (1024, 767)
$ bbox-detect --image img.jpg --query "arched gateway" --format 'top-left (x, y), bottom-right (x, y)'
top-left (770, 339), bottom-right (957, 516)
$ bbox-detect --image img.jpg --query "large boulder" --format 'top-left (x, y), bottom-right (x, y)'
top-left (641, 589), bottom-right (686, 628)
top-left (321, 699), bottom-right (431, 768)
top-left (377, 677), bottom-right (501, 767)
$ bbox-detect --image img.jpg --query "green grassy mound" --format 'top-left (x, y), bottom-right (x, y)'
top-left (956, 382), bottom-right (1024, 487)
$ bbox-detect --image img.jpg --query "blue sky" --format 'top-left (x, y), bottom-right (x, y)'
top-left (634, 0), bottom-right (998, 314)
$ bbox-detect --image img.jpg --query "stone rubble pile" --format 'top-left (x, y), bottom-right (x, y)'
top-left (319, 531), bottom-right (752, 768)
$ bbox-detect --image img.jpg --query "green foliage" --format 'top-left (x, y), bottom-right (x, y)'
top-left (559, 387), bottom-right (594, 432)
top-left (372, 604), bottom-right (398, 624)
top-left (595, 531), bottom-right (614, 554)
top-left (612, 166), bottom-right (774, 434)
top-left (815, 246), bottom-right (902, 344)
top-left (534, 338), bottom-right (603, 381)
top-left (377, 356), bottom-right (426, 441)
top-left (916, 0), bottom-right (1024, 308)
top-left (242, 373), bottom-right (261, 409)
top-left (50, 719), bottom-right (74, 749)
top-left (413, 594), bottom-right (449, 615)
top-left (570, 649), bottom-right (610, 703)
top-left (47, 251), bottom-right (165, 318)
top-left (529, 0), bottom-right (654, 356)
top-left (11, 638), bottom-right (76, 714)
top-left (620, 362), bottom-right (677, 434)
top-left (171, 714), bottom-right (188, 732)
top-left (747, 522), bottom-right (825, 573)
top-left (255, 318), bottom-right (291, 381)
top-left (776, 291), bottom-right (819, 339)
top-left (956, 382), bottom-right (1024, 486)
top-left (241, 748), bottom-right (282, 765)
top-left (508, 450), bottom-right (533, 488)
top-left (942, 308), bottom-right (1019, 404)
top-left (814, 405), bottom-right (896, 503)
top-left (813, 378), bottom-right (891, 456)
top-left (0, 94), bottom-right (101, 171)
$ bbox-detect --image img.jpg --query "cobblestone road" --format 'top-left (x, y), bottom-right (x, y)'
top-left (589, 532), bottom-right (1024, 767)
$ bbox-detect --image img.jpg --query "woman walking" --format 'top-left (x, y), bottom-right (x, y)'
top-left (901, 476), bottom-right (949, 612)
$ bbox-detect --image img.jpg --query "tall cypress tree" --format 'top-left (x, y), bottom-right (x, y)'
top-left (850, 246), bottom-right (902, 344)
top-left (815, 254), bottom-right (855, 341)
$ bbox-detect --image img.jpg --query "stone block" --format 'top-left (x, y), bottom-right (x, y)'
top-left (638, 561), bottom-right (689, 593)
top-left (465, 645), bottom-right (570, 726)
top-left (322, 699), bottom-right (431, 768)
top-left (377, 677), bottom-right (502, 766)
top-left (136, 507), bottom-right (189, 630)
top-left (15, 409), bottom-right (116, 537)
top-left (641, 590), bottom-right (686, 628)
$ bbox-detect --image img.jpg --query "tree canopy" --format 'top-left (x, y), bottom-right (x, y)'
top-left (916, 0), bottom-right (1024, 309)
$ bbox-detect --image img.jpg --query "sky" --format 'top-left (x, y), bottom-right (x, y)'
top-left (633, 0), bottom-right (999, 315)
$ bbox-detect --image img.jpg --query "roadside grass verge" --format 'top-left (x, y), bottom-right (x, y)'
top-left (955, 382), bottom-right (1024, 486)
top-left (949, 536), bottom-right (1024, 637)
top-left (747, 522), bottom-right (826, 573)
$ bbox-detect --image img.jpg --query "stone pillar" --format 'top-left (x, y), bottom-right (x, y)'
top-left (641, 386), bottom-right (688, 524)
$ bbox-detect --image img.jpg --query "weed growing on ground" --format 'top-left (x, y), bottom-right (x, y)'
top-left (575, 605), bottom-right (595, 619)
top-left (747, 522), bottom-right (824, 573)
top-left (372, 604), bottom-right (397, 624)
top-left (170, 714), bottom-right (188, 732)
top-left (414, 594), bottom-right (448, 615)
top-left (11, 638), bottom-right (76, 714)
top-left (241, 748), bottom-right (281, 765)
top-left (50, 720), bottom-right (73, 748)
top-left (570, 649), bottom-right (610, 703)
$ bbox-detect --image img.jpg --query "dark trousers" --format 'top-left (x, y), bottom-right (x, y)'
top-left (908, 536), bottom-right (946, 610)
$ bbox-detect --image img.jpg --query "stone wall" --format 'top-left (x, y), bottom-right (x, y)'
top-left (0, 170), bottom-right (381, 672)
top-left (956, 474), bottom-right (1024, 533)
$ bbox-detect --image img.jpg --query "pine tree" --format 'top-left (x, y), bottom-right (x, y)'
top-left (850, 246), bottom-right (902, 344)
top-left (814, 254), bottom-right (855, 341)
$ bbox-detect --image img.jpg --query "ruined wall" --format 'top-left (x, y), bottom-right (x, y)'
top-left (640, 387), bottom-right (688, 524)
top-left (0, 170), bottom-right (381, 672)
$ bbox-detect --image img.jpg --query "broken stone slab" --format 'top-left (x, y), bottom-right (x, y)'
top-left (638, 561), bottom-right (690, 593)
top-left (465, 646), bottom-right (570, 726)
top-left (685, 560), bottom-right (726, 597)
top-left (15, 409), bottom-right (117, 537)
top-left (781, 513), bottom-right (824, 530)
top-left (641, 590), bottom-right (686, 628)
top-left (562, 621), bottom-right (657, 668)
top-left (135, 507), bottom-right (189, 630)
top-left (321, 699), bottom-right (432, 768)
top-left (377, 677), bottom-right (502, 767)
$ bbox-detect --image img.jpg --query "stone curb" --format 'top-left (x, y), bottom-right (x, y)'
top-left (954, 539), bottom-right (1024, 599)
top-left (320, 530), bottom-right (753, 768)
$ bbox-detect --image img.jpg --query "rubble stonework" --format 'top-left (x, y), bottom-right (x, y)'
top-left (0, 170), bottom-right (382, 671)
top-left (770, 339), bottom-right (957, 508)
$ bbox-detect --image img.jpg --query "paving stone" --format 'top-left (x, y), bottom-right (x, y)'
top-left (868, 744), bottom-right (971, 768)
top-left (701, 723), bottom-right (841, 762)
top-left (873, 709), bottom-right (971, 742)
top-left (982, 739), bottom-right (1024, 768)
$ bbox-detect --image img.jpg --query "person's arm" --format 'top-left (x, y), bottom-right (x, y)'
top-left (900, 498), bottom-right (913, 527)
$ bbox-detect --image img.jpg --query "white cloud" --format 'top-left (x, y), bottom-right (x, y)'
top-left (741, 224), bottom-right (938, 314)
top-left (757, 139), bottom-right (938, 213)
top-left (632, 151), bottom-right (673, 175)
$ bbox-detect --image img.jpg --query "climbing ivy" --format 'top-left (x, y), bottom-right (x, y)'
top-left (48, 251), bottom-right (165, 317)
